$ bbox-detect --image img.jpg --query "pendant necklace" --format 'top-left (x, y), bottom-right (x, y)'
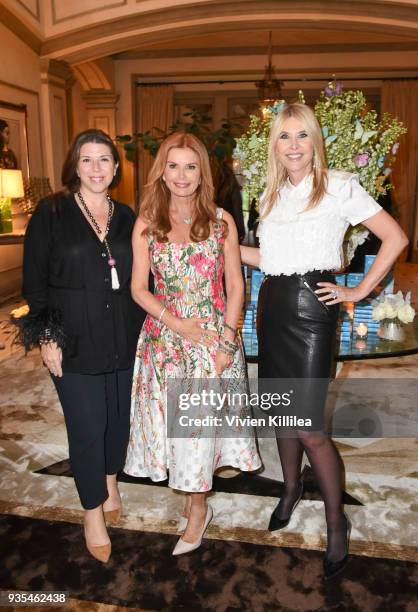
top-left (77, 191), bottom-right (120, 290)
top-left (183, 216), bottom-right (193, 225)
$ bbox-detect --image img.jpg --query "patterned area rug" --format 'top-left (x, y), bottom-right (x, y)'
top-left (1, 514), bottom-right (417, 611)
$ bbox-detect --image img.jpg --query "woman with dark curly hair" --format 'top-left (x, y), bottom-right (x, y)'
top-left (20, 129), bottom-right (145, 563)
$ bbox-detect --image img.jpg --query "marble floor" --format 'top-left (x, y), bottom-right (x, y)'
top-left (0, 264), bottom-right (417, 612)
top-left (0, 336), bottom-right (417, 566)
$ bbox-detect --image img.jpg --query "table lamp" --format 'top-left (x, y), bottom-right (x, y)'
top-left (0, 169), bottom-right (24, 233)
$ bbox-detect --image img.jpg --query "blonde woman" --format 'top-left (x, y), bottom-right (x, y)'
top-left (124, 132), bottom-right (261, 556)
top-left (241, 103), bottom-right (408, 578)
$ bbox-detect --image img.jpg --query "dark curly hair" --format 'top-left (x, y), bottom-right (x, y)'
top-left (61, 129), bottom-right (122, 192)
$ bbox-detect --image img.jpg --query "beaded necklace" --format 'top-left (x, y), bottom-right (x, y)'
top-left (77, 191), bottom-right (120, 290)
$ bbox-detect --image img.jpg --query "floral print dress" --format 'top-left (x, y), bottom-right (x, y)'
top-left (124, 209), bottom-right (261, 491)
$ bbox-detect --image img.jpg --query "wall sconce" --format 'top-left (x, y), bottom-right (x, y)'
top-left (0, 169), bottom-right (24, 234)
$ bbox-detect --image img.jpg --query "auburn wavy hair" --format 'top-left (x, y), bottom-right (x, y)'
top-left (140, 132), bottom-right (226, 242)
top-left (261, 102), bottom-right (328, 219)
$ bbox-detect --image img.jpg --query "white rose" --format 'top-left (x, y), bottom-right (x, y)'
top-left (397, 304), bottom-right (415, 324)
top-left (383, 303), bottom-right (397, 319)
top-left (372, 303), bottom-right (387, 321)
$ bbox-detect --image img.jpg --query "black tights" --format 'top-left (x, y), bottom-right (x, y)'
top-left (276, 431), bottom-right (347, 561)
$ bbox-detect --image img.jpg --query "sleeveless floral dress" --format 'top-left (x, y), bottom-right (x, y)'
top-left (124, 210), bottom-right (261, 492)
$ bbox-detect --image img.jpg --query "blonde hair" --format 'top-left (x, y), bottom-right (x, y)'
top-left (140, 132), bottom-right (226, 242)
top-left (261, 102), bottom-right (328, 218)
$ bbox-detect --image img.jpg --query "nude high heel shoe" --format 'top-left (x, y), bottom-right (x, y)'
top-left (85, 541), bottom-right (111, 563)
top-left (83, 527), bottom-right (111, 563)
top-left (104, 506), bottom-right (122, 524)
top-left (176, 514), bottom-right (188, 534)
top-left (172, 504), bottom-right (213, 556)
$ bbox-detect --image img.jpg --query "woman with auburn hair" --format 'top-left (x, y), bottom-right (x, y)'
top-left (124, 132), bottom-right (261, 555)
top-left (241, 102), bottom-right (408, 578)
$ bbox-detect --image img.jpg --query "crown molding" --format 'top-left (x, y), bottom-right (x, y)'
top-left (41, 1), bottom-right (418, 62)
top-left (0, 4), bottom-right (42, 53)
top-left (114, 41), bottom-right (418, 60)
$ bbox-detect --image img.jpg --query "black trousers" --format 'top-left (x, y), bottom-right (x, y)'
top-left (52, 366), bottom-right (133, 509)
top-left (257, 271), bottom-right (339, 430)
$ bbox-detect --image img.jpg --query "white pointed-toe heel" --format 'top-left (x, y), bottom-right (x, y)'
top-left (176, 514), bottom-right (188, 534)
top-left (172, 504), bottom-right (213, 556)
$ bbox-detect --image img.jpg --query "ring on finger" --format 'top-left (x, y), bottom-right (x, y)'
top-left (330, 289), bottom-right (339, 299)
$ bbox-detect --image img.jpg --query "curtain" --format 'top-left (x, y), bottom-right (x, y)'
top-left (137, 85), bottom-right (174, 201)
top-left (381, 81), bottom-right (418, 261)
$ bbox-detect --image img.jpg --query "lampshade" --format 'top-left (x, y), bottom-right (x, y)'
top-left (0, 169), bottom-right (24, 198)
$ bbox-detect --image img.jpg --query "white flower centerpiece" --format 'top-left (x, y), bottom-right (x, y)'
top-left (372, 291), bottom-right (415, 341)
top-left (233, 81), bottom-right (407, 263)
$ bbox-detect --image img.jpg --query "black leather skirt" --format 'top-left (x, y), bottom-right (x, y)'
top-left (257, 271), bottom-right (339, 429)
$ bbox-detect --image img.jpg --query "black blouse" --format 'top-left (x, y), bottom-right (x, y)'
top-left (22, 192), bottom-right (146, 374)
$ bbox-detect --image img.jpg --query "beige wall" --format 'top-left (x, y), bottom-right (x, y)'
top-left (114, 61), bottom-right (136, 207)
top-left (71, 80), bottom-right (89, 136)
top-left (0, 22), bottom-right (45, 298)
top-left (0, 24), bottom-right (71, 298)
top-left (0, 22), bottom-right (44, 177)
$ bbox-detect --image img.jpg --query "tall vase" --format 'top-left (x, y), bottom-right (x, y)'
top-left (379, 321), bottom-right (405, 341)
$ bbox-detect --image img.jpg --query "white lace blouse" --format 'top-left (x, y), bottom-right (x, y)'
top-left (258, 170), bottom-right (382, 276)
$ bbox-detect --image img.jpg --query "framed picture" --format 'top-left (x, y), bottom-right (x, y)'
top-left (0, 101), bottom-right (30, 179)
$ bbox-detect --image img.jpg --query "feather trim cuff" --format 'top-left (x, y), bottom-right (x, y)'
top-left (11, 306), bottom-right (66, 351)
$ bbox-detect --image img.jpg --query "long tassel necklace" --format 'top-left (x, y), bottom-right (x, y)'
top-left (77, 191), bottom-right (120, 290)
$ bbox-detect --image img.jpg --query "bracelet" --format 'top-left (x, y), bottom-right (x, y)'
top-left (221, 338), bottom-right (238, 352)
top-left (218, 341), bottom-right (236, 356)
top-left (218, 346), bottom-right (234, 357)
top-left (158, 306), bottom-right (167, 323)
top-left (223, 322), bottom-right (236, 336)
top-left (39, 328), bottom-right (52, 345)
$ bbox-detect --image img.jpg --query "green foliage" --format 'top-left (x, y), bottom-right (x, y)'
top-left (116, 110), bottom-right (239, 163)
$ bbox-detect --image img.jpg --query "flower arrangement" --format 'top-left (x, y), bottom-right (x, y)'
top-left (233, 80), bottom-right (407, 260)
top-left (372, 291), bottom-right (415, 325)
top-left (315, 81), bottom-right (406, 201)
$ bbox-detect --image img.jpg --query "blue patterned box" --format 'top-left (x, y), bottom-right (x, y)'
top-left (346, 273), bottom-right (364, 288)
top-left (250, 269), bottom-right (265, 303)
top-left (364, 255), bottom-right (376, 274)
